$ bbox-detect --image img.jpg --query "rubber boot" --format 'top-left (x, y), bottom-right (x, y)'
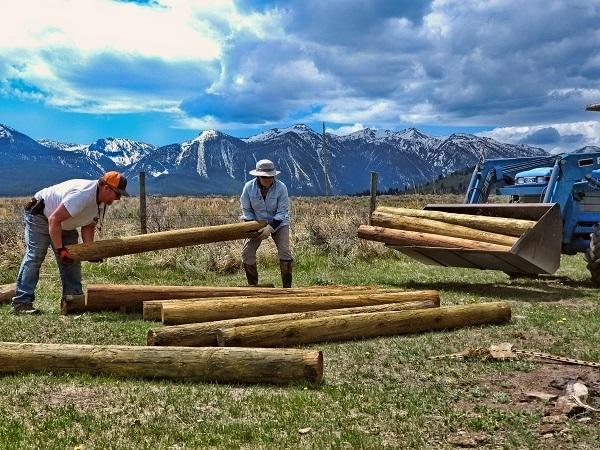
top-left (280, 260), bottom-right (293, 288)
top-left (61, 294), bottom-right (85, 315)
top-left (243, 263), bottom-right (259, 286)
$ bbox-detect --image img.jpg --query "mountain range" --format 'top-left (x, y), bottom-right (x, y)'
top-left (0, 123), bottom-right (549, 196)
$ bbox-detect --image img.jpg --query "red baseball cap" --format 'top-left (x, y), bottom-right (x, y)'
top-left (100, 171), bottom-right (129, 196)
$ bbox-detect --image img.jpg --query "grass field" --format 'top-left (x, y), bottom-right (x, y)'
top-left (0, 194), bottom-right (598, 449)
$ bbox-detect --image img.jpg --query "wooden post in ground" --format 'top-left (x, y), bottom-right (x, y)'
top-left (161, 290), bottom-right (440, 325)
top-left (66, 220), bottom-right (266, 262)
top-left (217, 302), bottom-right (511, 347)
top-left (0, 342), bottom-right (323, 385)
top-left (139, 171), bottom-right (147, 234)
top-left (0, 283), bottom-right (16, 304)
top-left (147, 299), bottom-right (440, 346)
top-left (369, 171), bottom-right (378, 224)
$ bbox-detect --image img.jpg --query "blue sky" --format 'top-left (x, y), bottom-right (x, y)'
top-left (1, 0), bottom-right (600, 152)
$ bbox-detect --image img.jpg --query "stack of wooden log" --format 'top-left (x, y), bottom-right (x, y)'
top-left (135, 283), bottom-right (511, 349)
top-left (358, 206), bottom-right (535, 250)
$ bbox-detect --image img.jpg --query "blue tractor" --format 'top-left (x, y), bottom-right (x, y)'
top-left (391, 151), bottom-right (600, 285)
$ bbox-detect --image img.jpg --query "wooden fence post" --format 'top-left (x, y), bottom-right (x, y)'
top-left (139, 171), bottom-right (147, 234)
top-left (369, 171), bottom-right (378, 224)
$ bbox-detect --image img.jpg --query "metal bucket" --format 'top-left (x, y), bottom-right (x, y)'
top-left (388, 203), bottom-right (562, 274)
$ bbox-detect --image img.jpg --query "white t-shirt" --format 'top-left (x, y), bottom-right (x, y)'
top-left (35, 179), bottom-right (102, 230)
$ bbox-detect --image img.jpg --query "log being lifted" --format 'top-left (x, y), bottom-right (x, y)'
top-left (371, 211), bottom-right (518, 246)
top-left (357, 225), bottom-right (513, 251)
top-left (77, 284), bottom-right (373, 315)
top-left (0, 283), bottom-right (16, 304)
top-left (66, 221), bottom-right (266, 262)
top-left (143, 288), bottom-right (406, 321)
top-left (148, 298), bottom-right (440, 346)
top-left (376, 206), bottom-right (535, 237)
top-left (217, 302), bottom-right (511, 347)
top-left (161, 290), bottom-right (440, 325)
top-left (0, 342), bottom-right (323, 385)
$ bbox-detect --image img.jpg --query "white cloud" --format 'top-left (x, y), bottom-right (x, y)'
top-left (327, 123), bottom-right (366, 135)
top-left (481, 121), bottom-right (600, 154)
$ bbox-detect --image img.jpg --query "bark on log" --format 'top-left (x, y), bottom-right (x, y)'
top-left (0, 283), bottom-right (16, 304)
top-left (143, 288), bottom-right (404, 321)
top-left (148, 299), bottom-right (440, 346)
top-left (161, 290), bottom-right (440, 325)
top-left (376, 206), bottom-right (535, 237)
top-left (217, 302), bottom-right (511, 347)
top-left (77, 284), bottom-right (372, 315)
top-left (371, 212), bottom-right (517, 246)
top-left (0, 342), bottom-right (323, 385)
top-left (357, 225), bottom-right (513, 251)
top-left (66, 221), bottom-right (266, 262)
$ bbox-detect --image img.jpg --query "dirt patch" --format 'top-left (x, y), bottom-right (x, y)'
top-left (475, 364), bottom-right (600, 415)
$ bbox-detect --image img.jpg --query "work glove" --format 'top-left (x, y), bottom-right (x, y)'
top-left (56, 247), bottom-right (74, 266)
top-left (257, 224), bottom-right (275, 241)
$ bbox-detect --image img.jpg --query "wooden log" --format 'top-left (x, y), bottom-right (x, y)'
top-left (78, 284), bottom-right (372, 315)
top-left (357, 225), bottom-right (513, 251)
top-left (0, 342), bottom-right (323, 385)
top-left (148, 299), bottom-right (440, 346)
top-left (161, 290), bottom-right (440, 325)
top-left (143, 288), bottom-right (403, 321)
top-left (66, 221), bottom-right (266, 262)
top-left (217, 302), bottom-right (511, 347)
top-left (0, 283), bottom-right (16, 304)
top-left (371, 212), bottom-right (517, 246)
top-left (376, 206), bottom-right (535, 237)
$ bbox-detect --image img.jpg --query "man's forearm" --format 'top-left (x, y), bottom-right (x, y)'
top-left (48, 218), bottom-right (64, 249)
top-left (81, 223), bottom-right (96, 243)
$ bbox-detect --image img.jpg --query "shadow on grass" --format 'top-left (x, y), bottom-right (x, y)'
top-left (390, 279), bottom-right (581, 303)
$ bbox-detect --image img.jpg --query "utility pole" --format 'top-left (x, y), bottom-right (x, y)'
top-left (322, 122), bottom-right (329, 196)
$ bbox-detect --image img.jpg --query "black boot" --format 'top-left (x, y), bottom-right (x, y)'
top-left (243, 263), bottom-right (259, 285)
top-left (280, 260), bottom-right (293, 288)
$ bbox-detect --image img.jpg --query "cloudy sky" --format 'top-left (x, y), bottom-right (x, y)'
top-left (1, 0), bottom-right (599, 152)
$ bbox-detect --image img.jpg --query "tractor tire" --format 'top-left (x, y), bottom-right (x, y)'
top-left (585, 225), bottom-right (600, 287)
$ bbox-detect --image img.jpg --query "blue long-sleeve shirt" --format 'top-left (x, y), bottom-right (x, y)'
top-left (240, 179), bottom-right (289, 229)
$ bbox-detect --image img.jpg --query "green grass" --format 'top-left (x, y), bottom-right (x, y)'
top-left (0, 196), bottom-right (599, 449)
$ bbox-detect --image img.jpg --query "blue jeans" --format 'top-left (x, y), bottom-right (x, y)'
top-left (12, 212), bottom-right (82, 306)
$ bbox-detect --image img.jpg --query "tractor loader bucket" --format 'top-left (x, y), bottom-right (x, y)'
top-left (388, 203), bottom-right (562, 274)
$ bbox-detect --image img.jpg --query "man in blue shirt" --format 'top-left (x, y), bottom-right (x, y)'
top-left (240, 159), bottom-right (293, 287)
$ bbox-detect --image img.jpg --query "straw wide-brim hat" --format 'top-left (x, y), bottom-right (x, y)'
top-left (249, 159), bottom-right (280, 177)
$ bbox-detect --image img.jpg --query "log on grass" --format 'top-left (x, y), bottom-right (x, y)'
top-left (143, 288), bottom-right (401, 321)
top-left (0, 342), bottom-right (323, 385)
top-left (376, 206), bottom-right (535, 237)
top-left (217, 302), bottom-right (511, 347)
top-left (371, 212), bottom-right (517, 246)
top-left (357, 225), bottom-right (513, 251)
top-left (0, 283), bottom-right (16, 304)
top-left (66, 221), bottom-right (266, 262)
top-left (161, 290), bottom-right (440, 325)
top-left (80, 284), bottom-right (372, 314)
top-left (148, 298), bottom-right (440, 346)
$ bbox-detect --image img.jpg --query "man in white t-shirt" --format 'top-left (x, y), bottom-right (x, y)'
top-left (11, 171), bottom-right (128, 315)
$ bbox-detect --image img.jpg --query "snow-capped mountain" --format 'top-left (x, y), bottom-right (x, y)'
top-left (40, 137), bottom-right (154, 172)
top-left (1, 122), bottom-right (549, 196)
top-left (0, 124), bottom-right (99, 195)
top-left (127, 124), bottom-right (547, 195)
